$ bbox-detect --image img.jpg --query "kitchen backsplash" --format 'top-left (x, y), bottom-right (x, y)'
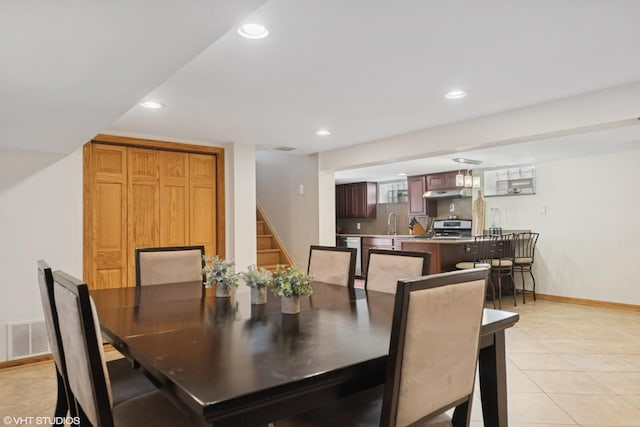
top-left (337, 198), bottom-right (473, 235)
top-left (337, 202), bottom-right (410, 234)
top-left (436, 198), bottom-right (472, 220)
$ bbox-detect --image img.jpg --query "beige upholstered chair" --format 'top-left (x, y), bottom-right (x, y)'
top-left (365, 249), bottom-right (431, 293)
top-left (308, 245), bottom-right (357, 287)
top-left (38, 261), bottom-right (157, 425)
top-left (275, 268), bottom-right (488, 427)
top-left (52, 270), bottom-right (192, 426)
top-left (135, 245), bottom-right (204, 286)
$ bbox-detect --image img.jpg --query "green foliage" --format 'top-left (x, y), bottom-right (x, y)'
top-left (270, 265), bottom-right (313, 297)
top-left (240, 265), bottom-right (272, 289)
top-left (202, 255), bottom-right (239, 289)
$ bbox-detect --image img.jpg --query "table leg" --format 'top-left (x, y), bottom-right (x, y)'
top-left (479, 331), bottom-right (508, 427)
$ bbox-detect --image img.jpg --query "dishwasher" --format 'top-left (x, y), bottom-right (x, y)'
top-left (337, 236), bottom-right (362, 277)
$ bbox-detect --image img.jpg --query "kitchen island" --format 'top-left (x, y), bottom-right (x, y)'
top-left (401, 238), bottom-right (473, 274)
top-left (338, 234), bottom-right (474, 276)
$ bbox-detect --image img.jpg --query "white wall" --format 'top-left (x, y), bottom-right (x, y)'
top-left (225, 143), bottom-right (257, 292)
top-left (482, 150), bottom-right (640, 305)
top-left (0, 141), bottom-right (248, 362)
top-left (0, 147), bottom-right (83, 361)
top-left (255, 151), bottom-right (320, 268)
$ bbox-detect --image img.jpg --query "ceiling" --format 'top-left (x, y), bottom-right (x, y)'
top-left (3, 1), bottom-right (640, 172)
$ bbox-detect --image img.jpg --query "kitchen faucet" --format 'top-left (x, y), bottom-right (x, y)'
top-left (388, 212), bottom-right (397, 235)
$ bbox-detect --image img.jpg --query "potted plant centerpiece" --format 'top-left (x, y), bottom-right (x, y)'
top-left (202, 255), bottom-right (239, 297)
top-left (240, 265), bottom-right (272, 304)
top-left (270, 265), bottom-right (313, 314)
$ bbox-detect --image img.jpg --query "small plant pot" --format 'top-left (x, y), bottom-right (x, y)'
top-left (251, 287), bottom-right (268, 304)
top-left (281, 296), bottom-right (300, 314)
top-left (216, 282), bottom-right (233, 298)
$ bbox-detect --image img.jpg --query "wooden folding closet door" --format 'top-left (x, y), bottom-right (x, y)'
top-left (189, 153), bottom-right (217, 257)
top-left (84, 144), bottom-right (128, 290)
top-left (84, 136), bottom-right (224, 289)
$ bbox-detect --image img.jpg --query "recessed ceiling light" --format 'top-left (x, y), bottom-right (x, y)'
top-left (139, 100), bottom-right (163, 109)
top-left (453, 158), bottom-right (482, 165)
top-left (396, 173), bottom-right (407, 176)
top-left (315, 129), bottom-right (331, 136)
top-left (445, 90), bottom-right (467, 100)
top-left (238, 24), bottom-right (269, 39)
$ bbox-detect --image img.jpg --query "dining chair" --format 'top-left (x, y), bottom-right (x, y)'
top-left (512, 232), bottom-right (540, 303)
top-left (135, 245), bottom-right (205, 286)
top-left (37, 260), bottom-right (74, 426)
top-left (52, 270), bottom-right (194, 427)
top-left (307, 245), bottom-right (357, 287)
top-left (365, 249), bottom-right (431, 294)
top-left (275, 268), bottom-right (488, 427)
top-left (456, 234), bottom-right (497, 308)
top-left (38, 262), bottom-right (159, 419)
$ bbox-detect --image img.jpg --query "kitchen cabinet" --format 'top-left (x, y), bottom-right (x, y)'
top-left (401, 239), bottom-right (471, 274)
top-left (407, 175), bottom-right (437, 217)
top-left (335, 182), bottom-right (377, 219)
top-left (426, 171), bottom-right (463, 190)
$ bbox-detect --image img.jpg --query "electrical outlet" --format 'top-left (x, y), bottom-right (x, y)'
top-left (356, 223), bottom-right (361, 230)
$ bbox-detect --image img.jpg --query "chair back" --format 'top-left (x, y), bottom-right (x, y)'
top-left (513, 232), bottom-right (539, 263)
top-left (381, 268), bottom-right (488, 427)
top-left (492, 233), bottom-right (515, 268)
top-left (135, 245), bottom-right (204, 286)
top-left (470, 234), bottom-right (497, 267)
top-left (53, 271), bottom-right (114, 427)
top-left (307, 245), bottom-right (357, 287)
top-left (365, 249), bottom-right (430, 294)
top-left (37, 260), bottom-right (66, 379)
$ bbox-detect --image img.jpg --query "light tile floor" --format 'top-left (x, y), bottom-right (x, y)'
top-left (1, 299), bottom-right (639, 426)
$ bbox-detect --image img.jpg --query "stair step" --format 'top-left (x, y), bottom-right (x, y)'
top-left (257, 249), bottom-right (282, 266)
top-left (261, 264), bottom-right (289, 273)
top-left (257, 234), bottom-right (274, 250)
top-left (256, 220), bottom-right (266, 235)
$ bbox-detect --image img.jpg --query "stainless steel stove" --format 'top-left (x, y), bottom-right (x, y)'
top-left (432, 219), bottom-right (472, 239)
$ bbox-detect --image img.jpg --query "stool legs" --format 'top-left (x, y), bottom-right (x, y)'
top-left (517, 264), bottom-right (536, 303)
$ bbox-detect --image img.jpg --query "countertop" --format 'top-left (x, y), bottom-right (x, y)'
top-left (337, 234), bottom-right (472, 243)
top-left (337, 233), bottom-right (414, 238)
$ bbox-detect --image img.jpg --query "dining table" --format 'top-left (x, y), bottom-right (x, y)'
top-left (91, 281), bottom-right (519, 427)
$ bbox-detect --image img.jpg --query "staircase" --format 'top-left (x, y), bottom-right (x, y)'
top-left (256, 204), bottom-right (292, 272)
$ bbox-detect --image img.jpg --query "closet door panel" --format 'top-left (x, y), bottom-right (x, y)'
top-left (127, 148), bottom-right (160, 286)
top-left (87, 144), bottom-right (127, 290)
top-left (159, 151), bottom-right (190, 246)
top-left (189, 154), bottom-right (217, 257)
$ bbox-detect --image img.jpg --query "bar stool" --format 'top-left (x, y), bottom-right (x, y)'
top-left (456, 235), bottom-right (497, 308)
top-left (513, 232), bottom-right (540, 303)
top-left (491, 233), bottom-right (517, 307)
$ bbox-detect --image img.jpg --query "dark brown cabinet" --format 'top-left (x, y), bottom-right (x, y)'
top-left (407, 175), bottom-right (437, 217)
top-left (426, 171), bottom-right (463, 190)
top-left (335, 182), bottom-right (377, 219)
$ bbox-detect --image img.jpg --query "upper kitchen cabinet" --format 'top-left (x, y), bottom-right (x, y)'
top-left (335, 182), bottom-right (377, 218)
top-left (407, 175), bottom-right (437, 217)
top-left (426, 171), bottom-right (463, 190)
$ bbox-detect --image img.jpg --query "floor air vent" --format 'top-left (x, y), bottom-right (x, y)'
top-left (7, 320), bottom-right (49, 360)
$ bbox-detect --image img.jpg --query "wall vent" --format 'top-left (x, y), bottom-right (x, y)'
top-left (273, 146), bottom-right (296, 152)
top-left (7, 320), bottom-right (50, 360)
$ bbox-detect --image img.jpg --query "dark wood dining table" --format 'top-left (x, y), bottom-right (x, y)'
top-left (92, 281), bottom-right (519, 427)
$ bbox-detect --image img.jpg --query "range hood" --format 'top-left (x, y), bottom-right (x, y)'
top-left (422, 188), bottom-right (472, 199)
